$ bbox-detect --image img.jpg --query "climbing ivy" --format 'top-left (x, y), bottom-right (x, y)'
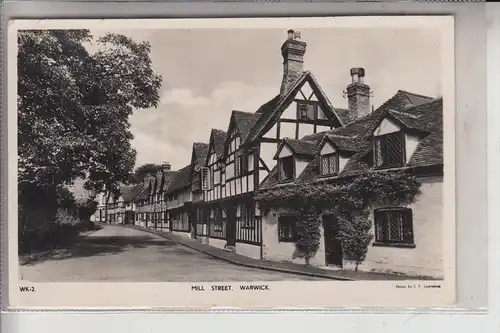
top-left (255, 170), bottom-right (422, 267)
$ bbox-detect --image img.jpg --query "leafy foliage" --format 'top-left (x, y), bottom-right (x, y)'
top-left (17, 30), bottom-right (161, 252)
top-left (131, 163), bottom-right (162, 184)
top-left (255, 170), bottom-right (422, 266)
top-left (18, 29), bottom-right (162, 193)
top-left (337, 209), bottom-right (373, 271)
top-left (294, 207), bottom-right (322, 265)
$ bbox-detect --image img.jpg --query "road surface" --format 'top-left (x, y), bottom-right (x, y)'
top-left (20, 225), bottom-right (326, 282)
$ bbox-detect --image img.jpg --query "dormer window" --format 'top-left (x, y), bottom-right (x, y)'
top-left (373, 131), bottom-right (405, 169)
top-left (320, 153), bottom-right (339, 176)
top-left (278, 156), bottom-right (294, 182)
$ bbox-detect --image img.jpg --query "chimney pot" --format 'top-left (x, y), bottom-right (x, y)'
top-left (161, 162), bottom-right (171, 171)
top-left (287, 29), bottom-right (294, 40)
top-left (293, 31), bottom-right (301, 40)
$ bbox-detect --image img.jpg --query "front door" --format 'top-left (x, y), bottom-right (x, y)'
top-left (225, 205), bottom-right (236, 247)
top-left (323, 215), bottom-right (343, 268)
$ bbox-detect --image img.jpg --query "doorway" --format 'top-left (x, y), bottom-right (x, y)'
top-left (323, 215), bottom-right (343, 268)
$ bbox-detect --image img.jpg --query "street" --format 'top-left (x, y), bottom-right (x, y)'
top-left (20, 225), bottom-right (325, 282)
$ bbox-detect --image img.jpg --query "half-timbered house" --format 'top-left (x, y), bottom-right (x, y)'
top-left (122, 29), bottom-right (444, 277)
top-left (259, 86), bottom-right (443, 277)
top-left (165, 165), bottom-right (193, 238)
top-left (198, 29), bottom-right (347, 258)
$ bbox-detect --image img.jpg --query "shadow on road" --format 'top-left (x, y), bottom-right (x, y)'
top-left (20, 234), bottom-right (177, 266)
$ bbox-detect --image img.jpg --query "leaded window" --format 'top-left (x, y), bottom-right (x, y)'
top-left (373, 131), bottom-right (405, 169)
top-left (374, 208), bottom-right (414, 245)
top-left (320, 153), bottom-right (339, 176)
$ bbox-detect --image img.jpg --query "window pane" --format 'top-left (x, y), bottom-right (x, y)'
top-left (401, 209), bottom-right (414, 243)
top-left (321, 156), bottom-right (329, 175)
top-left (388, 212), bottom-right (401, 241)
top-left (374, 138), bottom-right (383, 167)
top-left (386, 132), bottom-right (404, 166)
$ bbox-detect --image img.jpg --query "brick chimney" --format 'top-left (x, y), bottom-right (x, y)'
top-left (280, 29), bottom-right (307, 97)
top-left (161, 161), bottom-right (171, 172)
top-left (347, 67), bottom-right (371, 120)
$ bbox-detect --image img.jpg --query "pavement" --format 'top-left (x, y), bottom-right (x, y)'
top-left (19, 224), bottom-right (327, 282)
top-left (128, 225), bottom-right (437, 281)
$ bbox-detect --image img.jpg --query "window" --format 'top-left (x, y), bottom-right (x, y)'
top-left (374, 208), bottom-right (414, 246)
top-left (373, 131), bottom-right (405, 169)
top-left (235, 156), bottom-right (241, 177)
top-left (297, 102), bottom-right (316, 121)
top-left (278, 216), bottom-right (296, 242)
top-left (278, 156), bottom-right (294, 182)
top-left (235, 155), bottom-right (247, 177)
top-left (320, 153), bottom-right (339, 176)
top-left (210, 167), bottom-right (214, 188)
top-left (201, 167), bottom-right (210, 190)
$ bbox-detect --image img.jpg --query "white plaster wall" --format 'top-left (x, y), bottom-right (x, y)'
top-left (260, 142), bottom-right (278, 172)
top-left (281, 102), bottom-right (296, 119)
top-left (295, 157), bottom-right (309, 178)
top-left (300, 81), bottom-right (313, 98)
top-left (264, 123), bottom-right (278, 139)
top-left (209, 237), bottom-right (226, 250)
top-left (339, 155), bottom-right (350, 173)
top-left (278, 144), bottom-right (293, 158)
top-left (321, 142), bottom-right (336, 155)
top-left (261, 209), bottom-right (326, 266)
top-left (353, 176), bottom-right (444, 278)
top-left (280, 122), bottom-right (296, 139)
top-left (405, 133), bottom-right (420, 163)
top-left (236, 243), bottom-right (261, 260)
top-left (298, 123), bottom-right (314, 138)
top-left (172, 230), bottom-right (192, 239)
top-left (374, 117), bottom-right (400, 136)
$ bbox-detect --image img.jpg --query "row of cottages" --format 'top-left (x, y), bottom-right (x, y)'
top-left (94, 29), bottom-right (443, 277)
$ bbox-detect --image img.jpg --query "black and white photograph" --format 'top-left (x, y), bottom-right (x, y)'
top-left (8, 17), bottom-right (455, 308)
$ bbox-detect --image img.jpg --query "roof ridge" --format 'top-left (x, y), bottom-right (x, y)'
top-left (388, 109), bottom-right (420, 119)
top-left (398, 90), bottom-right (434, 100)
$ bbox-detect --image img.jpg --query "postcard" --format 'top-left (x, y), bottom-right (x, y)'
top-left (8, 16), bottom-right (455, 309)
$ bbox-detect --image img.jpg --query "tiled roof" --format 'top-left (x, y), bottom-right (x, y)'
top-left (135, 181), bottom-right (150, 201)
top-left (260, 93), bottom-right (443, 190)
top-left (275, 138), bottom-right (317, 159)
top-left (167, 164), bottom-right (192, 193)
top-left (212, 129), bottom-right (227, 157)
top-left (193, 142), bottom-right (209, 168)
top-left (400, 90), bottom-right (435, 106)
top-left (162, 170), bottom-right (178, 191)
top-left (322, 135), bottom-right (365, 152)
top-left (232, 110), bottom-right (261, 141)
top-left (122, 184), bottom-right (143, 203)
top-left (333, 108), bottom-right (353, 125)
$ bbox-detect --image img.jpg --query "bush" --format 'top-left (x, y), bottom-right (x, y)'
top-left (294, 208), bottom-right (322, 265)
top-left (338, 209), bottom-right (373, 271)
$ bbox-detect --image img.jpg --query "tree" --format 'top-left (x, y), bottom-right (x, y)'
top-left (131, 163), bottom-right (162, 184)
top-left (18, 30), bottom-right (162, 194)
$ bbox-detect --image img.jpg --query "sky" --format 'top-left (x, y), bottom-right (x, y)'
top-left (88, 27), bottom-right (442, 171)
